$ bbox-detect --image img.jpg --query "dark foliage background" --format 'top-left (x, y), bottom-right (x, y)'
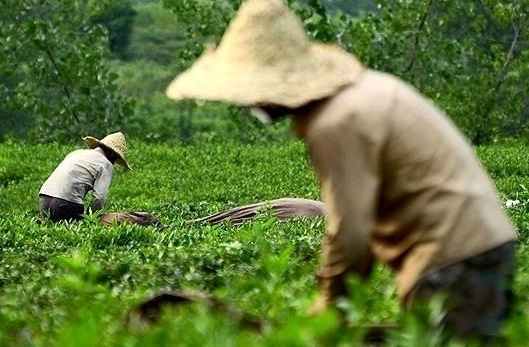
top-left (1, 0), bottom-right (528, 145)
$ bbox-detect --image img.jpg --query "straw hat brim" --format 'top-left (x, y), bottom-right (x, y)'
top-left (84, 136), bottom-right (131, 170)
top-left (166, 43), bottom-right (364, 109)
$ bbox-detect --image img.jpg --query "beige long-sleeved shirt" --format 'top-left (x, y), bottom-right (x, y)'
top-left (39, 147), bottom-right (114, 211)
top-left (293, 70), bottom-right (517, 300)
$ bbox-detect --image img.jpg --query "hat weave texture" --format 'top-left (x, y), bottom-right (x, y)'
top-left (83, 132), bottom-right (131, 170)
top-left (166, 0), bottom-right (364, 108)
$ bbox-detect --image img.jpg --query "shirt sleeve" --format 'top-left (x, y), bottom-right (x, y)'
top-left (90, 163), bottom-right (114, 211)
top-left (307, 121), bottom-right (380, 279)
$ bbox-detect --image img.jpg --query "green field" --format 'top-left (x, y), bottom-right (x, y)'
top-left (1, 139), bottom-right (529, 346)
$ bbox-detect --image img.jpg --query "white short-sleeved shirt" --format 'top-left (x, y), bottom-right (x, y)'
top-left (39, 147), bottom-right (114, 210)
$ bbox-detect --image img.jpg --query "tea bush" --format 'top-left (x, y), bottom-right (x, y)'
top-left (1, 139), bottom-right (528, 346)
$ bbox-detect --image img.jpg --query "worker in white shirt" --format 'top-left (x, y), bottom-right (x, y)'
top-left (39, 132), bottom-right (131, 222)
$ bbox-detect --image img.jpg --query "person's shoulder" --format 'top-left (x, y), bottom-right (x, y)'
top-left (353, 70), bottom-right (403, 94)
top-left (364, 70), bottom-right (424, 99)
top-left (67, 148), bottom-right (84, 153)
top-left (320, 70), bottom-right (400, 119)
top-left (64, 148), bottom-right (89, 158)
top-left (69, 148), bottom-right (108, 162)
top-left (82, 147), bottom-right (105, 157)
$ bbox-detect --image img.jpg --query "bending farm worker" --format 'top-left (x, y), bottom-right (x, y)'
top-left (39, 132), bottom-right (131, 222)
top-left (165, 0), bottom-right (517, 341)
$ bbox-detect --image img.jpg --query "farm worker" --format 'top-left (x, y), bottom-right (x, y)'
top-left (165, 0), bottom-right (518, 341)
top-left (39, 132), bottom-right (131, 222)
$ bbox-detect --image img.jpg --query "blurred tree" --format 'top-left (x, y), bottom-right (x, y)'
top-left (0, 79), bottom-right (32, 141)
top-left (162, 0), bottom-right (237, 68)
top-left (347, 0), bottom-right (529, 144)
top-left (90, 0), bottom-right (137, 60)
top-left (126, 4), bottom-right (185, 65)
top-left (0, 0), bottom-right (134, 143)
top-left (162, 0), bottom-right (528, 144)
top-left (322, 0), bottom-right (377, 16)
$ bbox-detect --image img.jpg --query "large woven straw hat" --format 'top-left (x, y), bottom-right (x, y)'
top-left (166, 0), bottom-right (364, 108)
top-left (83, 132), bottom-right (131, 170)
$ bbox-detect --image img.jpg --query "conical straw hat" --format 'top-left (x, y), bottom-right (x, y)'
top-left (166, 0), bottom-right (364, 108)
top-left (83, 132), bottom-right (131, 170)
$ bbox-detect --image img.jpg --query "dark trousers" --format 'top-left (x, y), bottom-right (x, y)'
top-left (407, 241), bottom-right (516, 342)
top-left (39, 194), bottom-right (84, 222)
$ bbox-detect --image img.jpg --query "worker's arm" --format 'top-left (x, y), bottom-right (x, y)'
top-left (90, 163), bottom-right (114, 212)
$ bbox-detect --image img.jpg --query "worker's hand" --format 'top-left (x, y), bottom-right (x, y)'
top-left (308, 274), bottom-right (348, 315)
top-left (308, 293), bottom-right (332, 315)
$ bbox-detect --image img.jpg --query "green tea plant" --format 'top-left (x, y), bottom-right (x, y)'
top-left (1, 139), bottom-right (528, 346)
